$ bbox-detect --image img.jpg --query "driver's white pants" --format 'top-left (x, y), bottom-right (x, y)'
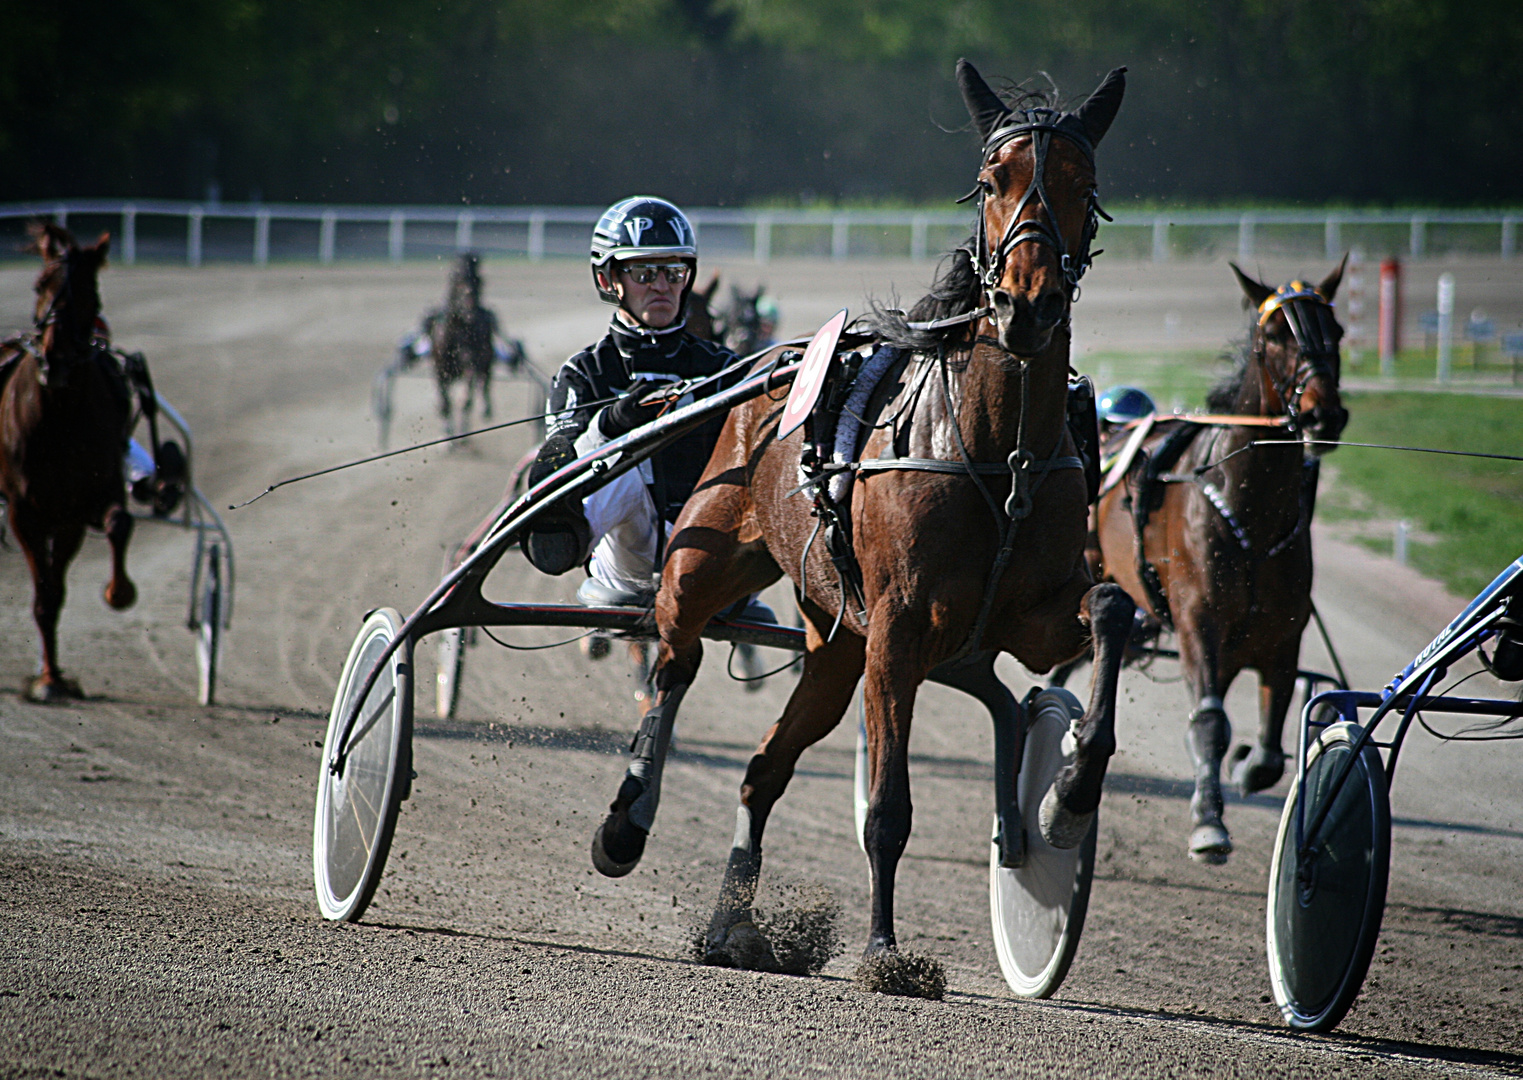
top-left (582, 466), bottom-right (665, 595)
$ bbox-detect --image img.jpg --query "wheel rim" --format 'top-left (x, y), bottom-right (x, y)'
top-left (315, 613), bottom-right (404, 919)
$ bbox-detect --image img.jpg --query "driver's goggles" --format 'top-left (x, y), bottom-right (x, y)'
top-left (622, 262), bottom-right (691, 286)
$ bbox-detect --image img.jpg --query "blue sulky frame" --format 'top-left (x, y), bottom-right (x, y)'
top-left (1268, 554), bottom-right (1523, 1031)
top-left (1294, 555), bottom-right (1523, 854)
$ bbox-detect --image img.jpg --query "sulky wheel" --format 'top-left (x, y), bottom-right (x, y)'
top-left (1266, 721), bottom-right (1390, 1032)
top-left (989, 688), bottom-right (1097, 999)
top-left (435, 627), bottom-right (464, 720)
top-left (313, 608), bottom-right (413, 922)
top-left (194, 540), bottom-right (224, 707)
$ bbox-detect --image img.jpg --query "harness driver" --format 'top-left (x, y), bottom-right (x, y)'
top-left (523, 196), bottom-right (771, 621)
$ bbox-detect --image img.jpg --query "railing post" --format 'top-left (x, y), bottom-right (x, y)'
top-left (1503, 217), bottom-right (1517, 261)
top-left (1152, 215), bottom-right (1169, 263)
top-left (1435, 271), bottom-right (1454, 384)
top-left (122, 206), bottom-right (136, 266)
top-left (1237, 213), bottom-right (1254, 262)
top-left (527, 213), bottom-right (545, 261)
top-left (254, 210), bottom-right (271, 266)
top-left (832, 216), bottom-right (849, 261)
top-left (911, 215), bottom-right (928, 262)
top-left (1409, 214), bottom-right (1426, 259)
top-left (388, 212), bottom-right (405, 264)
top-left (318, 211), bottom-right (337, 264)
top-left (1324, 214), bottom-right (1341, 260)
top-left (754, 215), bottom-right (771, 264)
top-left (455, 210), bottom-right (473, 253)
top-left (55, 207), bottom-right (68, 229)
top-left (187, 208), bottom-right (203, 267)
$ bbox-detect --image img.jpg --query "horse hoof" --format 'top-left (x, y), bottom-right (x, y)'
top-left (103, 580), bottom-right (137, 611)
top-left (580, 633), bottom-right (611, 661)
top-left (1189, 822), bottom-right (1233, 864)
top-left (1038, 787), bottom-right (1093, 850)
top-left (25, 675), bottom-right (83, 703)
top-left (853, 949), bottom-right (946, 1000)
top-left (590, 813), bottom-right (646, 878)
top-left (1230, 743), bottom-right (1286, 796)
top-left (704, 921), bottom-right (778, 972)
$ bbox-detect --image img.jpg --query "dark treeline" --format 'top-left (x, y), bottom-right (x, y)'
top-left (6, 0), bottom-right (1520, 207)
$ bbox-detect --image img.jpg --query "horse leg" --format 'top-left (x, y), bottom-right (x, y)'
top-left (590, 522), bottom-right (780, 878)
top-left (1231, 644), bottom-right (1299, 795)
top-left (705, 604), bottom-right (864, 969)
top-left (1177, 632), bottom-right (1234, 863)
top-left (479, 367), bottom-right (493, 421)
top-left (11, 504), bottom-right (85, 701)
top-left (437, 375), bottom-right (454, 437)
top-left (101, 504), bottom-right (136, 611)
top-left (1039, 582), bottom-right (1135, 848)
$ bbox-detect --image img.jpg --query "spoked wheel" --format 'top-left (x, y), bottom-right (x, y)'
top-left (1267, 721), bottom-right (1390, 1031)
top-left (990, 688), bottom-right (1097, 999)
top-left (193, 540), bottom-right (223, 707)
top-left (313, 608), bottom-right (413, 922)
top-left (436, 627), bottom-right (464, 719)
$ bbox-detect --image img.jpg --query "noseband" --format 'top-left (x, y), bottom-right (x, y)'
top-left (1253, 283), bottom-right (1341, 431)
top-left (962, 109), bottom-right (1110, 307)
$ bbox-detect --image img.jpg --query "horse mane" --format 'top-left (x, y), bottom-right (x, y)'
top-left (1206, 339), bottom-right (1252, 412)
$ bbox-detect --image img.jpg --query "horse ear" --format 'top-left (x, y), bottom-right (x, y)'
top-left (1230, 262), bottom-right (1275, 309)
top-left (701, 272), bottom-right (720, 303)
top-left (93, 232), bottom-right (111, 267)
top-left (1319, 253), bottom-right (1348, 302)
top-left (1075, 67), bottom-right (1127, 146)
top-left (25, 220), bottom-right (72, 260)
top-left (957, 58), bottom-right (1009, 142)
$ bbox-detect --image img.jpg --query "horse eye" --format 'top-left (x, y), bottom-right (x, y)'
top-left (979, 177), bottom-right (997, 195)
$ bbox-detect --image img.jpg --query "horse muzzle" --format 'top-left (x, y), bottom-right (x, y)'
top-left (1298, 402), bottom-right (1349, 454)
top-left (992, 288), bottom-right (1068, 356)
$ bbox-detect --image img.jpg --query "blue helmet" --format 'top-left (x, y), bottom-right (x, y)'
top-left (1097, 385), bottom-right (1156, 424)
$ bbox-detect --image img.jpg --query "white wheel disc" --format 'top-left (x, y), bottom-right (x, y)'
top-left (436, 627), bottom-right (463, 719)
top-left (989, 688), bottom-right (1096, 998)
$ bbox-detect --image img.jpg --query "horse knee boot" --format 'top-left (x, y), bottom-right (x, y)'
top-left (591, 685), bottom-right (684, 877)
top-left (1186, 697), bottom-right (1232, 862)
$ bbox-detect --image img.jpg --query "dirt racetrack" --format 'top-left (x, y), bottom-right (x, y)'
top-left (3, 255), bottom-right (1523, 1079)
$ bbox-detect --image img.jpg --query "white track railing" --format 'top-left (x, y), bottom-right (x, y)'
top-left (3, 199), bottom-right (1519, 266)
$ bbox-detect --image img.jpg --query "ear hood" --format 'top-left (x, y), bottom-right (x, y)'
top-left (1075, 67), bottom-right (1127, 146)
top-left (957, 59), bottom-right (1010, 142)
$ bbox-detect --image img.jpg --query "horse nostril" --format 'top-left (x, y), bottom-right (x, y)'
top-left (1033, 291), bottom-right (1068, 327)
top-left (991, 290), bottom-right (1017, 319)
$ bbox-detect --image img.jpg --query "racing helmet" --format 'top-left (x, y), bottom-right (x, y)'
top-left (1096, 385), bottom-right (1156, 424)
top-left (590, 197), bottom-right (698, 310)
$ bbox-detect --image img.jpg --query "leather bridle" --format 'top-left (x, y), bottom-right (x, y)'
top-left (962, 108), bottom-right (1110, 309)
top-left (1252, 283), bottom-right (1342, 432)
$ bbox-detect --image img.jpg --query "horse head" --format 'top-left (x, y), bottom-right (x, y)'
top-left (958, 61), bottom-right (1124, 357)
top-left (27, 222), bottom-right (109, 370)
top-left (1231, 259), bottom-right (1350, 453)
top-left (448, 252), bottom-right (483, 310)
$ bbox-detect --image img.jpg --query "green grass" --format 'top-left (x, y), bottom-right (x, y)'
top-left (1327, 393), bottom-right (1523, 596)
top-left (1079, 350), bottom-right (1523, 597)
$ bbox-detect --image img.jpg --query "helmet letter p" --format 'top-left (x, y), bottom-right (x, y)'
top-left (625, 217), bottom-right (654, 246)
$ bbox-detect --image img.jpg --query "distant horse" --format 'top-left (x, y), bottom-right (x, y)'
top-left (0, 224), bottom-right (138, 701)
top-left (685, 272), bottom-right (722, 343)
top-left (425, 253), bottom-right (500, 437)
top-left (721, 285), bottom-right (773, 356)
top-left (590, 61), bottom-right (1134, 982)
top-left (1076, 261), bottom-right (1348, 862)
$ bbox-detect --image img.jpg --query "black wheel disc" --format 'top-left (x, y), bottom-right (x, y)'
top-left (1267, 722), bottom-right (1390, 1031)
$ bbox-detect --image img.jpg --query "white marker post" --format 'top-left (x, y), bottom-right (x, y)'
top-left (1436, 272), bottom-right (1455, 384)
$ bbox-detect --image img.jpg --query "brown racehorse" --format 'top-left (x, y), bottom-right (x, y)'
top-left (588, 60), bottom-right (1135, 983)
top-left (1085, 262), bottom-right (1348, 862)
top-left (427, 253), bottom-right (499, 436)
top-left (0, 224), bottom-right (137, 701)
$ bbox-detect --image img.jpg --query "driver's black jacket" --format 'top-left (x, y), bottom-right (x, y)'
top-left (546, 317), bottom-right (742, 522)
